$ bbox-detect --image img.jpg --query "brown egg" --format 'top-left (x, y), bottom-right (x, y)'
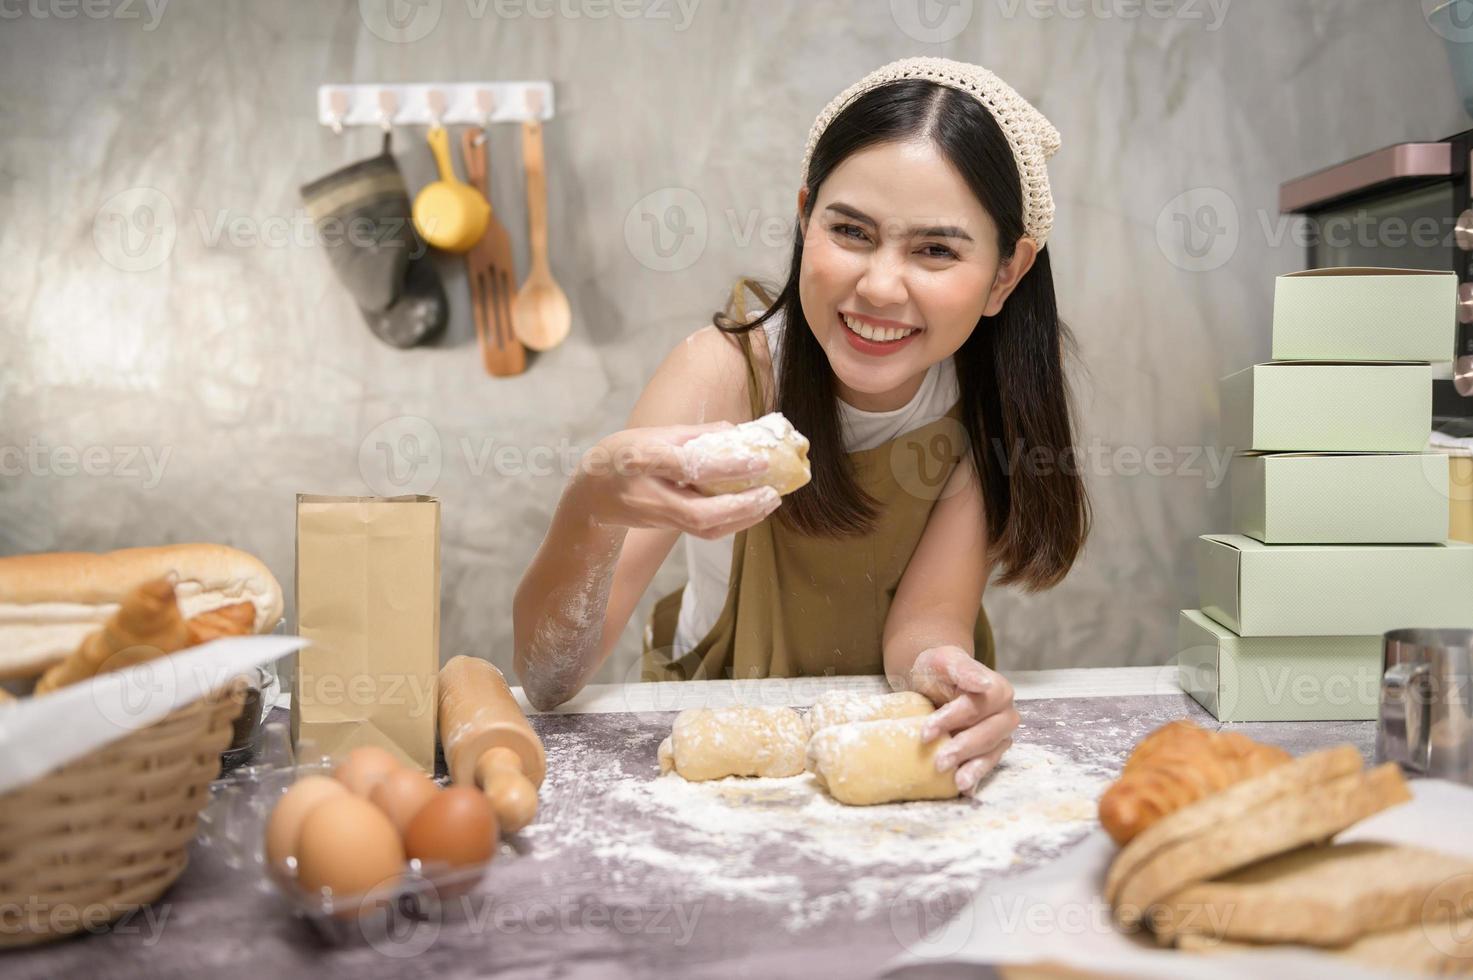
top-left (404, 787), bottom-right (498, 869)
top-left (483, 768), bottom-right (539, 834)
top-left (265, 775), bottom-right (348, 871)
top-left (370, 768), bottom-right (441, 834)
top-left (333, 745), bottom-right (402, 797)
top-left (296, 794), bottom-right (405, 907)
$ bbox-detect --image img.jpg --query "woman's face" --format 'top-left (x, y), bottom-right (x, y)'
top-left (797, 138), bottom-right (1037, 412)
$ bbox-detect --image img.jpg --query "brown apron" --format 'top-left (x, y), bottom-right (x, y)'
top-left (641, 281), bottom-right (995, 682)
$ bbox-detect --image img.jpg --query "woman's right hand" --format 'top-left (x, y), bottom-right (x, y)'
top-left (575, 421), bottom-right (782, 539)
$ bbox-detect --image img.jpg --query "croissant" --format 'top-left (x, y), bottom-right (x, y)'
top-left (33, 576), bottom-right (192, 694)
top-left (185, 601), bottom-right (256, 645)
top-left (1099, 720), bottom-right (1291, 845)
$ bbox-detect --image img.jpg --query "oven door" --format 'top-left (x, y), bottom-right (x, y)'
top-left (1281, 135), bottom-right (1473, 407)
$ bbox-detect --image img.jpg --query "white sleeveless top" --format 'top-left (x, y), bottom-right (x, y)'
top-left (672, 308), bottom-right (961, 657)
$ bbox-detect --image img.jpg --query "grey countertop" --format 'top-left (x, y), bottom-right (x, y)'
top-left (4, 678), bottom-right (1377, 980)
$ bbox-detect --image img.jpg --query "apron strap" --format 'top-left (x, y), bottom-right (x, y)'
top-left (724, 277), bottom-right (772, 421)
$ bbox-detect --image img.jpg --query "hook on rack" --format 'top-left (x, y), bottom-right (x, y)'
top-left (523, 87), bottom-right (544, 120)
top-left (327, 89), bottom-right (349, 135)
top-left (426, 88), bottom-right (447, 129)
top-left (473, 88), bottom-right (496, 144)
top-left (377, 89), bottom-right (398, 133)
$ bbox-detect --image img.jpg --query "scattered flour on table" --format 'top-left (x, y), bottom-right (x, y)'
top-left (522, 734), bottom-right (1108, 931)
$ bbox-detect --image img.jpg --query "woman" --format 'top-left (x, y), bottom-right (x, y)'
top-left (514, 57), bottom-right (1090, 794)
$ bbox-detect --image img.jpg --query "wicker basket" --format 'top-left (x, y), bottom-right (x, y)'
top-left (0, 678), bottom-right (245, 948)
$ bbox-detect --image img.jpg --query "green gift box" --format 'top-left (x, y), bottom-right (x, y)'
top-left (1271, 267), bottom-right (1455, 362)
top-left (1197, 533), bottom-right (1473, 636)
top-left (1230, 452), bottom-right (1451, 544)
top-left (1220, 362), bottom-right (1432, 452)
top-left (1177, 609), bottom-right (1382, 721)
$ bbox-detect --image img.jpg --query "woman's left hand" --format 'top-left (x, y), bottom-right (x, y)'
top-left (907, 645), bottom-right (1019, 794)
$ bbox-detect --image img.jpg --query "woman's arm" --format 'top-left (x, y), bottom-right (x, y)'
top-left (883, 457), bottom-right (1019, 793)
top-left (513, 326), bottom-right (771, 711)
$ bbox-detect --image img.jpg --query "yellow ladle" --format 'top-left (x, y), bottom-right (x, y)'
top-left (412, 126), bottom-right (490, 253)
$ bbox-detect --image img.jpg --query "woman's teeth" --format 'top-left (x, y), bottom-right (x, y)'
top-left (841, 313), bottom-right (918, 343)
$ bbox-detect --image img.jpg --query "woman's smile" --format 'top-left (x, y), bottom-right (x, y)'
top-left (837, 310), bottom-right (924, 356)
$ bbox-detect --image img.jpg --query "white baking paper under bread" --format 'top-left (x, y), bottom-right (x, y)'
top-left (0, 635), bottom-right (306, 796)
top-left (883, 779), bottom-right (1473, 980)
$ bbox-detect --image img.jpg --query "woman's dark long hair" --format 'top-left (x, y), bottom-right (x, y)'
top-left (714, 79), bottom-right (1090, 591)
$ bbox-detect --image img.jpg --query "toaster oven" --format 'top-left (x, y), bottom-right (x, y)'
top-left (1280, 131), bottom-right (1473, 435)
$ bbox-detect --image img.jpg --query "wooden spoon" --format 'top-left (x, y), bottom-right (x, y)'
top-left (511, 102), bottom-right (571, 351)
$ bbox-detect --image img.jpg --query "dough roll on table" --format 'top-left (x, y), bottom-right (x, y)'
top-left (658, 706), bottom-right (808, 781)
top-left (805, 690), bottom-right (934, 735)
top-left (807, 715), bottom-right (960, 805)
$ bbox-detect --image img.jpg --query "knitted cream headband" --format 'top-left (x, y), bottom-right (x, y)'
top-left (800, 57), bottom-right (1061, 248)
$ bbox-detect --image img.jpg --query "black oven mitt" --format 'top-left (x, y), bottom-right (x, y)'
top-left (300, 135), bottom-right (447, 349)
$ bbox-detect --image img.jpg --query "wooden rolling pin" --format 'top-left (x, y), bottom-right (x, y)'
top-left (438, 655), bottom-right (546, 833)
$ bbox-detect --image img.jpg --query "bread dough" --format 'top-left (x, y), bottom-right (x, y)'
top-left (683, 412), bottom-right (811, 497)
top-left (658, 705), bottom-right (808, 781)
top-left (805, 690), bottom-right (934, 736)
top-left (806, 715), bottom-right (959, 805)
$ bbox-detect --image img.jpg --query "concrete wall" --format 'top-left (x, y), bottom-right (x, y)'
top-left (1, 0), bottom-right (1465, 682)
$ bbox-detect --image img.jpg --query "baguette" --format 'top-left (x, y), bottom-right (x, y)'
top-left (0, 543), bottom-right (283, 678)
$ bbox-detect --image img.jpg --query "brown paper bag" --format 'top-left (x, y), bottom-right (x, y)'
top-left (292, 493), bottom-right (440, 771)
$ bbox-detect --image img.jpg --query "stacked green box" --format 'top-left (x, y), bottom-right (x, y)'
top-left (1179, 267), bottom-right (1461, 721)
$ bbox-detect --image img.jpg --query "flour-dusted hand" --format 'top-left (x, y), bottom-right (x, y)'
top-left (906, 645), bottom-right (1019, 794)
top-left (576, 421), bottom-right (781, 540)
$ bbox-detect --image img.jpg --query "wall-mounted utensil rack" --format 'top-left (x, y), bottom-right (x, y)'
top-left (317, 82), bottom-right (555, 133)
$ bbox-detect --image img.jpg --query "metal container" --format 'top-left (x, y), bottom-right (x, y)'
top-left (1378, 627), bottom-right (1473, 783)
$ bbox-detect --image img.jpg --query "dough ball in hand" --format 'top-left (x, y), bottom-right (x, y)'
top-left (683, 413), bottom-right (811, 497)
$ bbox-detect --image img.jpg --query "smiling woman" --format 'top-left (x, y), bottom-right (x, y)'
top-left (514, 57), bottom-right (1090, 795)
